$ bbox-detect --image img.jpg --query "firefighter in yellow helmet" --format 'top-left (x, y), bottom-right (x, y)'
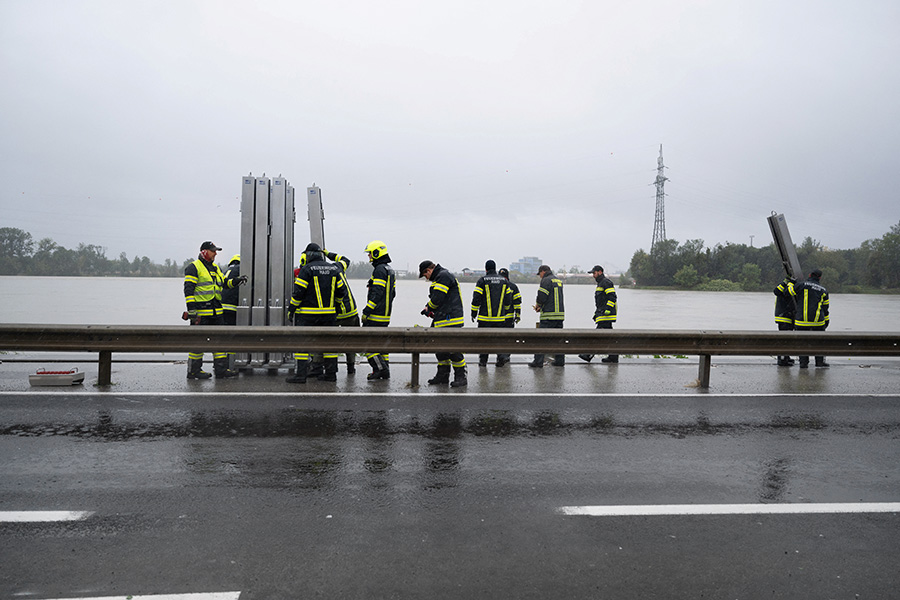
top-left (361, 240), bottom-right (396, 380)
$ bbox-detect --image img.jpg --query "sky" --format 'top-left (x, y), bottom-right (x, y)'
top-left (2, 0), bottom-right (899, 275)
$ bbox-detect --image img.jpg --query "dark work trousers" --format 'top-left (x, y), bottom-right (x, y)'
top-left (533, 319), bottom-right (564, 365)
top-left (337, 313), bottom-right (360, 369)
top-left (796, 324), bottom-right (826, 366)
top-left (188, 314), bottom-right (227, 363)
top-left (777, 321), bottom-right (794, 364)
top-left (435, 323), bottom-right (466, 369)
top-left (478, 320), bottom-right (507, 365)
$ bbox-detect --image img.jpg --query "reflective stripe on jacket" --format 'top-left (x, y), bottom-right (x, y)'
top-left (471, 271), bottom-right (513, 323)
top-left (290, 259), bottom-right (346, 315)
top-left (593, 275), bottom-right (617, 323)
top-left (790, 278), bottom-right (829, 328)
top-left (364, 256), bottom-right (396, 323)
top-left (184, 258), bottom-right (225, 317)
top-left (773, 279), bottom-right (795, 325)
top-left (536, 272), bottom-right (565, 321)
top-left (427, 264), bottom-right (464, 328)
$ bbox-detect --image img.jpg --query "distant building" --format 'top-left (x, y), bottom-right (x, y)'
top-left (510, 256), bottom-right (542, 275)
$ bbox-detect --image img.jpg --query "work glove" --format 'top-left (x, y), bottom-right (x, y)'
top-left (515, 315), bottom-right (521, 324)
top-left (237, 275), bottom-right (248, 286)
top-left (471, 313), bottom-right (478, 323)
top-left (421, 307), bottom-right (435, 319)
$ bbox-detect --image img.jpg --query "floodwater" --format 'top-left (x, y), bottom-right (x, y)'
top-left (2, 276), bottom-right (899, 331)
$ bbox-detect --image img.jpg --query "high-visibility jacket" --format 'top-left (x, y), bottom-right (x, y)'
top-left (363, 255), bottom-right (396, 324)
top-left (289, 257), bottom-right (346, 316)
top-left (325, 251), bottom-right (359, 322)
top-left (221, 259), bottom-right (241, 314)
top-left (773, 279), bottom-right (795, 325)
top-left (427, 264), bottom-right (464, 328)
top-left (536, 272), bottom-right (565, 321)
top-left (503, 279), bottom-right (522, 325)
top-left (471, 270), bottom-right (513, 324)
top-left (593, 275), bottom-right (617, 323)
top-left (184, 257), bottom-right (225, 317)
top-left (790, 277), bottom-right (829, 328)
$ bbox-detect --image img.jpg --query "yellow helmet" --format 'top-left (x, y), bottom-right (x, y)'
top-left (364, 240), bottom-right (388, 261)
top-left (229, 254), bottom-right (241, 263)
top-left (298, 252), bottom-right (307, 266)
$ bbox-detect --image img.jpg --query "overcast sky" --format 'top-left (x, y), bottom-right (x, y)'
top-left (2, 0), bottom-right (898, 274)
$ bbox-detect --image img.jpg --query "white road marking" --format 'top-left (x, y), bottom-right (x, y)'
top-left (2, 391), bottom-right (899, 398)
top-left (0, 511), bottom-right (93, 522)
top-left (559, 502), bottom-right (900, 516)
top-left (37, 594), bottom-right (240, 600)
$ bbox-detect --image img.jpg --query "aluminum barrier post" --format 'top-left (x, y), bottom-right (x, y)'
top-left (411, 352), bottom-right (420, 387)
top-left (98, 351), bottom-right (112, 386)
top-left (698, 354), bottom-right (711, 388)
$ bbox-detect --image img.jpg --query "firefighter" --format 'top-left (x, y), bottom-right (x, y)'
top-left (471, 260), bottom-right (513, 367)
top-left (789, 269), bottom-right (830, 368)
top-left (285, 243), bottom-right (347, 383)
top-left (221, 254), bottom-right (247, 326)
top-left (529, 265), bottom-right (565, 367)
top-left (183, 241), bottom-right (237, 379)
top-left (325, 248), bottom-right (361, 374)
top-left (362, 240), bottom-right (396, 380)
top-left (773, 276), bottom-right (797, 366)
top-left (419, 260), bottom-right (467, 387)
top-left (497, 268), bottom-right (522, 367)
top-left (578, 265), bottom-right (618, 364)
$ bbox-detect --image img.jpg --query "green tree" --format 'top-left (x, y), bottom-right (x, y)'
top-left (673, 264), bottom-right (700, 288)
top-left (739, 263), bottom-right (762, 291)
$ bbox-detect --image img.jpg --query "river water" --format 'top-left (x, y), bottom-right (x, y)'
top-left (2, 276), bottom-right (899, 332)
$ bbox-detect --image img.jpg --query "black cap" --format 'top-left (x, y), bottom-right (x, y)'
top-left (536, 264), bottom-right (550, 276)
top-left (200, 241), bottom-right (222, 251)
top-left (418, 260), bottom-right (435, 278)
top-left (485, 259), bottom-right (496, 271)
top-left (810, 269), bottom-right (823, 279)
top-left (591, 265), bottom-right (604, 273)
top-left (498, 268), bottom-right (510, 278)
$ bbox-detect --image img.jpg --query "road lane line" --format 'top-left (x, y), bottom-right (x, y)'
top-left (38, 593), bottom-right (241, 600)
top-left (3, 391), bottom-right (900, 398)
top-left (559, 503), bottom-right (900, 516)
top-left (0, 511), bottom-right (93, 522)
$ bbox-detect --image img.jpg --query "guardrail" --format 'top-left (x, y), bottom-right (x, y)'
top-left (2, 324), bottom-right (899, 388)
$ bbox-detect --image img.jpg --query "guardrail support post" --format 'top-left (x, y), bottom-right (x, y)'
top-left (698, 354), bottom-right (711, 388)
top-left (98, 351), bottom-right (112, 386)
top-left (411, 352), bottom-right (420, 387)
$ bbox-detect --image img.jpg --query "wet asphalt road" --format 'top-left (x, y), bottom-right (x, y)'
top-left (1, 359), bottom-right (899, 599)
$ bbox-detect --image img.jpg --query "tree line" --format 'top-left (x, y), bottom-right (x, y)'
top-left (628, 220), bottom-right (900, 293)
top-left (0, 227), bottom-right (187, 277)
top-left (4, 221), bottom-right (899, 291)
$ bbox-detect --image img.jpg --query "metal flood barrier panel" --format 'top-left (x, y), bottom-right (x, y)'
top-left (235, 174), bottom-right (296, 368)
top-left (767, 212), bottom-right (803, 279)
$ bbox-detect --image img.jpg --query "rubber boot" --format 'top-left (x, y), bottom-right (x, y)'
top-left (318, 357), bottom-right (338, 381)
top-left (601, 355), bottom-right (619, 363)
top-left (427, 364), bottom-right (451, 385)
top-left (286, 360), bottom-right (308, 383)
top-left (187, 358), bottom-right (212, 380)
top-left (478, 354), bottom-right (488, 367)
top-left (346, 353), bottom-right (356, 374)
top-left (578, 354), bottom-right (594, 363)
top-left (307, 358), bottom-right (324, 378)
top-left (367, 356), bottom-right (390, 381)
top-left (450, 366), bottom-right (468, 388)
top-left (496, 354), bottom-right (510, 367)
top-left (214, 356), bottom-right (238, 379)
